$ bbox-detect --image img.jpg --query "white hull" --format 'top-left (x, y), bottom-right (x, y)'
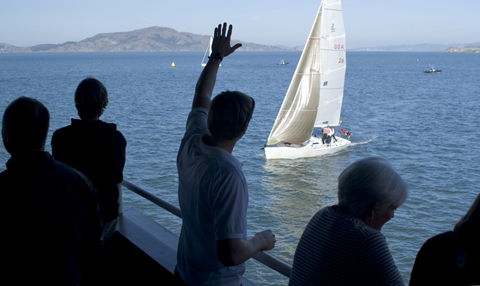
top-left (265, 136), bottom-right (350, 159)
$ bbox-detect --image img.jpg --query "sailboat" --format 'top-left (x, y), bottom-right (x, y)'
top-left (201, 37), bottom-right (213, 67)
top-left (264, 0), bottom-right (351, 160)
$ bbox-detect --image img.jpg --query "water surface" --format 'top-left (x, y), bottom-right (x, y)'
top-left (1, 51), bottom-right (479, 285)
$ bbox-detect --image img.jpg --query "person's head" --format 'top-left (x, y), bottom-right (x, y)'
top-left (2, 97), bottom-right (50, 155)
top-left (75, 77), bottom-right (109, 120)
top-left (338, 157), bottom-right (408, 230)
top-left (454, 192), bottom-right (480, 238)
top-left (208, 91), bottom-right (255, 142)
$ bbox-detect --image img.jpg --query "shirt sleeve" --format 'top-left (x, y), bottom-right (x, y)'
top-left (185, 107), bottom-right (209, 137)
top-left (211, 165), bottom-right (248, 241)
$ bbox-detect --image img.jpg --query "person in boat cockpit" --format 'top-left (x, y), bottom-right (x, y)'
top-left (321, 127), bottom-right (328, 144)
top-left (328, 125), bottom-right (337, 142)
top-left (289, 157), bottom-right (408, 286)
top-left (0, 97), bottom-right (102, 285)
top-left (175, 23), bottom-right (276, 286)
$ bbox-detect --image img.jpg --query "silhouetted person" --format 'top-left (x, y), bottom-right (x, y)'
top-left (410, 191), bottom-right (480, 285)
top-left (175, 23), bottom-right (276, 285)
top-left (52, 78), bottom-right (126, 230)
top-left (0, 97), bottom-right (102, 285)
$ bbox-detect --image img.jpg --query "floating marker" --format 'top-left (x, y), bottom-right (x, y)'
top-left (171, 62), bottom-right (175, 67)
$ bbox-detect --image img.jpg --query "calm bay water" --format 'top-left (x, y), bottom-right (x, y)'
top-left (1, 51), bottom-right (479, 285)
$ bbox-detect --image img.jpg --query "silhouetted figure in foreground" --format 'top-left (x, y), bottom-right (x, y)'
top-left (0, 97), bottom-right (102, 285)
top-left (52, 78), bottom-right (126, 231)
top-left (410, 191), bottom-right (480, 285)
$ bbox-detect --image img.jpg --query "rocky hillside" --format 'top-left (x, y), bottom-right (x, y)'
top-left (0, 26), bottom-right (290, 53)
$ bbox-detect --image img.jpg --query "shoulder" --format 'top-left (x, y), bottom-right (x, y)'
top-left (53, 160), bottom-right (95, 190)
top-left (52, 125), bottom-right (74, 141)
top-left (185, 107), bottom-right (209, 136)
top-left (95, 121), bottom-right (127, 146)
top-left (203, 153), bottom-right (245, 185)
top-left (0, 169), bottom-right (9, 181)
top-left (414, 231), bottom-right (457, 260)
top-left (422, 231), bottom-right (455, 246)
top-left (54, 159), bottom-right (87, 178)
top-left (110, 127), bottom-right (127, 146)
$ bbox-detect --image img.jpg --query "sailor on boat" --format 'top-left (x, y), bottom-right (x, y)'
top-left (321, 126), bottom-right (335, 144)
top-left (329, 126), bottom-right (337, 142)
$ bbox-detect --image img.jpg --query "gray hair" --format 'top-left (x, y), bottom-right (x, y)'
top-left (338, 157), bottom-right (408, 218)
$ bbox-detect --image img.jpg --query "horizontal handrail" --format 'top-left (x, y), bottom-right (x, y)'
top-left (121, 179), bottom-right (292, 278)
top-left (121, 180), bottom-right (182, 218)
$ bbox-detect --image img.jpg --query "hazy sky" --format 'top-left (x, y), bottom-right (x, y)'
top-left (1, 0), bottom-right (479, 48)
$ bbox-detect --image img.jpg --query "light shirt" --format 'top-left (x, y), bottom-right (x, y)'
top-left (177, 107), bottom-right (248, 286)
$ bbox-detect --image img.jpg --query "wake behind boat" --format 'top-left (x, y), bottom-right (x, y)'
top-left (264, 0), bottom-right (351, 160)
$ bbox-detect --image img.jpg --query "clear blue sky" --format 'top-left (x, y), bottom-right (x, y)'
top-left (1, 0), bottom-right (479, 48)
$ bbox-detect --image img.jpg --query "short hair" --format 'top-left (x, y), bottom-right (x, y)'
top-left (2, 97), bottom-right (50, 153)
top-left (75, 78), bottom-right (109, 120)
top-left (338, 157), bottom-right (408, 218)
top-left (208, 91), bottom-right (255, 141)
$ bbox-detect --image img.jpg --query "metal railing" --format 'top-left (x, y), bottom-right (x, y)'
top-left (121, 179), bottom-right (292, 278)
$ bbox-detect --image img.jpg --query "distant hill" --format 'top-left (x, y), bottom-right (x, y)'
top-left (0, 26), bottom-right (294, 53)
top-left (1, 27), bottom-right (477, 53)
top-left (349, 42), bottom-right (480, 52)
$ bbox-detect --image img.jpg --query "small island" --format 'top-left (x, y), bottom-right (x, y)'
top-left (446, 46), bottom-right (480, 53)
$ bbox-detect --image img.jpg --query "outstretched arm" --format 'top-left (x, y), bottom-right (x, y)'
top-left (217, 229), bottom-right (276, 266)
top-left (192, 23), bottom-right (242, 109)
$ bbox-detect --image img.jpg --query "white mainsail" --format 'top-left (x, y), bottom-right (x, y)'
top-left (201, 37), bottom-right (213, 66)
top-left (267, 0), bottom-right (346, 146)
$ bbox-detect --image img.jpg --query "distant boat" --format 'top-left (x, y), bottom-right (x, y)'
top-left (277, 60), bottom-right (289, 65)
top-left (264, 0), bottom-right (351, 159)
top-left (201, 37), bottom-right (213, 67)
top-left (424, 65), bottom-right (441, 73)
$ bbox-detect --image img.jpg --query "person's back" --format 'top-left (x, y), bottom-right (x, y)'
top-left (410, 191), bottom-right (480, 285)
top-left (52, 78), bottom-right (126, 223)
top-left (177, 106), bottom-right (249, 284)
top-left (289, 158), bottom-right (407, 286)
top-left (410, 231), bottom-right (479, 285)
top-left (175, 23), bottom-right (275, 286)
top-left (52, 118), bottom-right (126, 222)
top-left (0, 97), bottom-right (102, 285)
top-left (288, 206), bottom-right (403, 285)
top-left (1, 152), bottom-right (102, 285)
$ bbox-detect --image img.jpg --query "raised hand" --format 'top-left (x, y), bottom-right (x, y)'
top-left (211, 23), bottom-right (242, 59)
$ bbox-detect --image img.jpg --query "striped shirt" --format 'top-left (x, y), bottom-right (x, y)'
top-left (289, 206), bottom-right (404, 286)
